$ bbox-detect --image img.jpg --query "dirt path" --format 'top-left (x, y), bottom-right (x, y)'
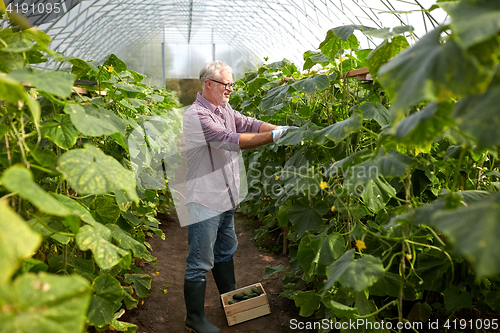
top-left (121, 210), bottom-right (311, 333)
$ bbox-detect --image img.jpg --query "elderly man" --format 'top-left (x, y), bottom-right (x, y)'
top-left (182, 60), bottom-right (293, 333)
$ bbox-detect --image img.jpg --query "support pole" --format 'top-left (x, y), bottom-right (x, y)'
top-left (162, 27), bottom-right (166, 87)
top-left (212, 28), bottom-right (215, 61)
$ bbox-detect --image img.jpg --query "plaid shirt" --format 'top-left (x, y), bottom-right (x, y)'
top-left (182, 92), bottom-right (263, 212)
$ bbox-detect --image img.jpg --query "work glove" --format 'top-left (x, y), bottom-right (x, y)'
top-left (271, 126), bottom-right (299, 143)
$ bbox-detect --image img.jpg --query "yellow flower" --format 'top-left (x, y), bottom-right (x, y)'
top-left (319, 170), bottom-right (323, 174)
top-left (165, 179), bottom-right (169, 184)
top-left (330, 206), bottom-right (335, 212)
top-left (141, 300), bottom-right (144, 305)
top-left (320, 181), bottom-right (328, 190)
top-left (108, 64), bottom-right (114, 72)
top-left (355, 239), bottom-right (367, 251)
top-left (163, 289), bottom-right (168, 294)
top-left (275, 176), bottom-right (279, 180)
top-left (156, 271), bottom-right (160, 275)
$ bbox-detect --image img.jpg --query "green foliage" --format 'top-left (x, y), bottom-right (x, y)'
top-left (0, 25), bottom-right (181, 332)
top-left (324, 249), bottom-right (385, 293)
top-left (234, 2), bottom-right (500, 326)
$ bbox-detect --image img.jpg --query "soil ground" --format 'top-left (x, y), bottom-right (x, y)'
top-left (120, 210), bottom-right (316, 333)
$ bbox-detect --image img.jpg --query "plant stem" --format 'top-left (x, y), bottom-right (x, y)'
top-left (4, 133), bottom-right (11, 167)
top-left (451, 145), bottom-right (466, 193)
top-left (354, 300), bottom-right (397, 319)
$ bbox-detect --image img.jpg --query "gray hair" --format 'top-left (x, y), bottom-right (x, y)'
top-left (199, 61), bottom-right (233, 89)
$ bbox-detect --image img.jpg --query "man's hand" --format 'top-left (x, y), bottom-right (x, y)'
top-left (271, 126), bottom-right (299, 142)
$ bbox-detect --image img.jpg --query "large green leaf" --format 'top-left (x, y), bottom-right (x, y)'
top-left (76, 224), bottom-right (129, 270)
top-left (52, 194), bottom-right (133, 269)
top-left (291, 74), bottom-right (330, 94)
top-left (69, 57), bottom-right (99, 80)
top-left (323, 299), bottom-right (358, 318)
top-left (41, 115), bottom-right (79, 150)
top-left (369, 272), bottom-right (401, 298)
top-left (366, 35), bottom-right (410, 76)
top-left (331, 25), bottom-right (373, 42)
top-left (358, 102), bottom-right (390, 127)
top-left (58, 144), bottom-right (139, 203)
top-left (0, 74), bottom-right (41, 127)
top-left (258, 84), bottom-right (291, 111)
top-left (324, 249), bottom-right (385, 293)
top-left (297, 231), bottom-right (345, 282)
top-left (246, 76), bottom-right (269, 95)
top-left (318, 25), bottom-right (371, 60)
top-left (326, 149), bottom-right (372, 178)
top-left (18, 28), bottom-right (51, 49)
top-left (103, 54), bottom-right (127, 74)
top-left (51, 193), bottom-right (98, 224)
top-left (320, 29), bottom-right (361, 59)
top-left (261, 264), bottom-right (285, 280)
top-left (379, 26), bottom-right (493, 122)
top-left (87, 275), bottom-right (124, 327)
top-left (389, 190), bottom-right (490, 228)
top-left (347, 148), bottom-right (413, 186)
top-left (26, 217), bottom-right (71, 245)
top-left (8, 67), bottom-right (75, 98)
top-left (277, 125), bottom-right (317, 146)
top-left (288, 198), bottom-right (330, 239)
top-left (63, 103), bottom-right (127, 137)
top-left (110, 318), bottom-right (137, 333)
top-left (292, 290), bottom-right (321, 317)
top-left (441, 0), bottom-right (500, 49)
top-left (451, 75), bottom-right (500, 148)
top-left (361, 177), bottom-right (396, 213)
top-left (28, 143), bottom-right (58, 167)
top-left (363, 26), bottom-right (413, 40)
top-left (313, 111), bottom-right (362, 145)
top-left (89, 196), bottom-right (121, 224)
top-left (3, 39), bottom-right (34, 52)
top-left (107, 225), bottom-right (148, 259)
top-left (0, 273), bottom-right (91, 333)
top-left (1, 165), bottom-right (70, 216)
top-left (0, 74), bottom-right (27, 103)
top-left (428, 192), bottom-right (500, 278)
top-left (0, 203), bottom-right (42, 285)
top-left (395, 102), bottom-right (454, 147)
top-left (303, 50), bottom-right (330, 70)
top-left (443, 285), bottom-right (473, 312)
top-left (0, 50), bottom-right (24, 72)
top-left (124, 274), bottom-right (151, 298)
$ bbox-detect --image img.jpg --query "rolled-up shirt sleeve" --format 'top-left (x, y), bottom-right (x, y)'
top-left (232, 107), bottom-right (263, 134)
top-left (197, 111), bottom-right (241, 151)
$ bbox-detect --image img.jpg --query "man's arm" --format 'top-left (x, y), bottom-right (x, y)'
top-left (258, 122), bottom-right (277, 133)
top-left (239, 122), bottom-right (279, 149)
top-left (239, 132), bottom-right (273, 149)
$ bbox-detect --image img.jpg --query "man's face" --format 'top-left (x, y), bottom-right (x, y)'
top-left (211, 70), bottom-right (234, 105)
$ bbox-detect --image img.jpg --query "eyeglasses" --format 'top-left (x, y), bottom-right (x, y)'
top-left (209, 79), bottom-right (236, 90)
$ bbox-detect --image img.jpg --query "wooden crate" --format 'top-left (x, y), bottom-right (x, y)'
top-left (220, 283), bottom-right (271, 326)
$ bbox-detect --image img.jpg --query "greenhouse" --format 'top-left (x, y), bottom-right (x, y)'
top-left (1, 0), bottom-right (500, 332)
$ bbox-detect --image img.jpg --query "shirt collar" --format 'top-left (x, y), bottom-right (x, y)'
top-left (196, 92), bottom-right (228, 113)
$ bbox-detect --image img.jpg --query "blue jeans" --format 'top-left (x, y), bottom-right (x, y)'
top-left (185, 203), bottom-right (238, 281)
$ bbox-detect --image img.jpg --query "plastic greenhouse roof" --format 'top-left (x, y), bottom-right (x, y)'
top-left (3, 0), bottom-right (447, 82)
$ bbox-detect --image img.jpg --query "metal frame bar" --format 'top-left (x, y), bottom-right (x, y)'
top-left (20, 0), bottom-right (443, 74)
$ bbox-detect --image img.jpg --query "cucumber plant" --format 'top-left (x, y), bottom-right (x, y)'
top-left (0, 25), bottom-right (181, 333)
top-left (232, 1), bottom-right (500, 330)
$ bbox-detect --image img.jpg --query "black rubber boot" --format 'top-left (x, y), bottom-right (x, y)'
top-left (184, 279), bottom-right (221, 333)
top-left (211, 258), bottom-right (237, 294)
